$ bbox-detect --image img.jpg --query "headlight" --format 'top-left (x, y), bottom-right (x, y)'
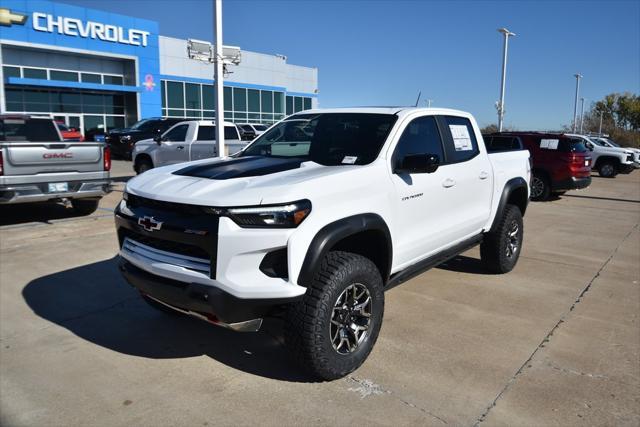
top-left (224, 200), bottom-right (311, 228)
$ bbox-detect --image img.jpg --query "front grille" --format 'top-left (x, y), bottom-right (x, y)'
top-left (627, 154), bottom-right (634, 162)
top-left (127, 194), bottom-right (206, 215)
top-left (120, 229), bottom-right (210, 260)
top-left (122, 237), bottom-right (210, 276)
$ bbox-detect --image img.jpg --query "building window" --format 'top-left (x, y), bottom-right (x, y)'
top-left (103, 75), bottom-right (124, 85)
top-left (303, 97), bottom-right (312, 111)
top-left (248, 89), bottom-right (260, 112)
top-left (50, 70), bottom-right (79, 82)
top-left (274, 92), bottom-right (284, 114)
top-left (233, 87), bottom-right (247, 112)
top-left (185, 83), bottom-right (201, 110)
top-left (3, 66), bottom-right (21, 79)
top-left (261, 91), bottom-right (273, 113)
top-left (23, 68), bottom-right (47, 79)
top-left (286, 96), bottom-right (293, 115)
top-left (294, 97), bottom-right (303, 113)
top-left (203, 84), bottom-right (215, 110)
top-left (223, 87), bottom-right (233, 111)
top-left (81, 73), bottom-right (102, 84)
top-left (166, 81), bottom-right (184, 110)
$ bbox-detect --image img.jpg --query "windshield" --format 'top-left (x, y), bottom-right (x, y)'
top-left (588, 137), bottom-right (606, 147)
top-left (130, 119), bottom-right (155, 131)
top-left (253, 125), bottom-right (268, 131)
top-left (604, 138), bottom-right (620, 147)
top-left (241, 113), bottom-right (398, 166)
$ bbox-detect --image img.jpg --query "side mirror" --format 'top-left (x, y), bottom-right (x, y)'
top-left (154, 135), bottom-right (163, 145)
top-left (586, 142), bottom-right (594, 151)
top-left (396, 154), bottom-right (440, 174)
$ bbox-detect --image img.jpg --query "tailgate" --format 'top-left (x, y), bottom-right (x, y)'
top-left (2, 142), bottom-right (105, 176)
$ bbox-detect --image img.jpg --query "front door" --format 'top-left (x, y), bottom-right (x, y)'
top-left (389, 115), bottom-right (452, 268)
top-left (157, 123), bottom-right (191, 166)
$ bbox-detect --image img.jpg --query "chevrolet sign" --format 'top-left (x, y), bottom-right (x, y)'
top-left (0, 8), bottom-right (28, 27)
top-left (32, 12), bottom-right (150, 47)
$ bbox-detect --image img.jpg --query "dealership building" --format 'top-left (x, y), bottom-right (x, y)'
top-left (0, 0), bottom-right (318, 135)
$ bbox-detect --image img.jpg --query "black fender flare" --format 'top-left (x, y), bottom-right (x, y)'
top-left (489, 177), bottom-right (529, 233)
top-left (297, 213), bottom-right (392, 287)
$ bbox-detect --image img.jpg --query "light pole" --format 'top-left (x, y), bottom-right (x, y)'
top-left (425, 99), bottom-right (433, 108)
top-left (497, 28), bottom-right (515, 132)
top-left (598, 110), bottom-right (604, 135)
top-left (213, 0), bottom-right (225, 157)
top-left (572, 73), bottom-right (582, 132)
top-left (579, 97), bottom-right (585, 134)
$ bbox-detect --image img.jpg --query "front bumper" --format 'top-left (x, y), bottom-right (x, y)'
top-left (619, 163), bottom-right (635, 174)
top-left (552, 176), bottom-right (591, 192)
top-left (0, 179), bottom-right (111, 204)
top-left (119, 258), bottom-right (301, 327)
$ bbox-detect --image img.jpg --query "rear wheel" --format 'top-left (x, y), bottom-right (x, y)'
top-left (598, 161), bottom-right (617, 178)
top-left (285, 251), bottom-right (384, 380)
top-left (136, 158), bottom-right (153, 174)
top-left (481, 204), bottom-right (524, 274)
top-left (530, 173), bottom-right (550, 201)
top-left (71, 198), bottom-right (100, 215)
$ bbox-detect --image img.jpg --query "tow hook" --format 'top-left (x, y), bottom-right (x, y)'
top-left (61, 198), bottom-right (72, 208)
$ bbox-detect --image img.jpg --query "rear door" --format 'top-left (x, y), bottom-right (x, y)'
top-left (190, 125), bottom-right (217, 160)
top-left (156, 123), bottom-right (191, 166)
top-left (436, 115), bottom-right (493, 237)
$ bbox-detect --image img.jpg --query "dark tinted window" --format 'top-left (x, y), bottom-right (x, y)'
top-left (3, 66), bottom-right (20, 78)
top-left (442, 116), bottom-right (479, 162)
top-left (81, 73), bottom-right (101, 83)
top-left (50, 70), bottom-right (78, 82)
top-left (484, 135), bottom-right (522, 152)
top-left (559, 138), bottom-right (588, 153)
top-left (163, 124), bottom-right (189, 142)
top-left (23, 68), bottom-right (47, 79)
top-left (393, 116), bottom-right (444, 167)
top-left (197, 126), bottom-right (215, 140)
top-left (103, 75), bottom-right (124, 85)
top-left (0, 118), bottom-right (60, 142)
top-left (225, 126), bottom-right (239, 140)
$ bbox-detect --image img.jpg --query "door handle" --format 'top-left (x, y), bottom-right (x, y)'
top-left (479, 171), bottom-right (489, 180)
top-left (177, 145), bottom-right (184, 150)
top-left (442, 178), bottom-right (456, 188)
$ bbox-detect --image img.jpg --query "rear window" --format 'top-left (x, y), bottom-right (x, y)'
top-left (483, 135), bottom-right (522, 152)
top-left (196, 125), bottom-right (239, 140)
top-left (0, 118), bottom-right (60, 142)
top-left (559, 138), bottom-right (588, 153)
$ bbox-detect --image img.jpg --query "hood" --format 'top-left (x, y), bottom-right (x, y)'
top-left (125, 155), bottom-right (372, 206)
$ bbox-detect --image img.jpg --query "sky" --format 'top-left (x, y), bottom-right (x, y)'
top-left (61, 0), bottom-right (639, 130)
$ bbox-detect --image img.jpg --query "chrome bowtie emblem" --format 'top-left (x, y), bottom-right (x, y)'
top-left (138, 216), bottom-right (162, 232)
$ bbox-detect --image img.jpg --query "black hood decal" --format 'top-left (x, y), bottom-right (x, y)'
top-left (173, 156), bottom-right (305, 180)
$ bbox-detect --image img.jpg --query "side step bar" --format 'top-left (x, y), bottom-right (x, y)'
top-left (386, 234), bottom-right (484, 289)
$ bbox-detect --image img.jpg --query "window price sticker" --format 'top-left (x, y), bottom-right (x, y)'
top-left (342, 156), bottom-right (358, 164)
top-left (449, 125), bottom-right (472, 151)
top-left (540, 139), bottom-right (559, 150)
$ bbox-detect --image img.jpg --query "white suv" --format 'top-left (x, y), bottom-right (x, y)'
top-left (115, 107), bottom-right (530, 379)
top-left (567, 134), bottom-right (636, 177)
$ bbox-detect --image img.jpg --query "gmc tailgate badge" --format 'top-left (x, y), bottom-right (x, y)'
top-left (138, 216), bottom-right (162, 232)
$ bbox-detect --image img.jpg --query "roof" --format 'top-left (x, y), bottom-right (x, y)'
top-left (175, 120), bottom-right (236, 126)
top-left (292, 107), bottom-right (473, 117)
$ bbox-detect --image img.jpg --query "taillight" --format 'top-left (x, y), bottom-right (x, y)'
top-left (103, 146), bottom-right (111, 171)
top-left (0, 151), bottom-right (3, 176)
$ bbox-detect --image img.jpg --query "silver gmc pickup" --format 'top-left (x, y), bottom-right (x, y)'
top-left (0, 115), bottom-right (111, 214)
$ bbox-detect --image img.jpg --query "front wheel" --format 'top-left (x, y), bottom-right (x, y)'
top-left (598, 161), bottom-right (617, 178)
top-left (285, 251), bottom-right (384, 381)
top-left (136, 158), bottom-right (153, 174)
top-left (480, 204), bottom-right (524, 274)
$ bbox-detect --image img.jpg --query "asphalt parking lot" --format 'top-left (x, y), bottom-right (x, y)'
top-left (1, 160), bottom-right (638, 426)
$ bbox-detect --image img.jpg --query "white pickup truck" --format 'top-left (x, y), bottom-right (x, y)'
top-left (567, 134), bottom-right (637, 178)
top-left (132, 120), bottom-right (246, 174)
top-left (1, 114), bottom-right (111, 214)
top-left (115, 107), bottom-right (530, 380)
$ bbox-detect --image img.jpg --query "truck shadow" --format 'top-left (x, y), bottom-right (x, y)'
top-left (437, 255), bottom-right (494, 275)
top-left (0, 203), bottom-right (95, 226)
top-left (21, 256), bottom-right (314, 383)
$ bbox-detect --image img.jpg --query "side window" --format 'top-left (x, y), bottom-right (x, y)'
top-left (163, 124), bottom-right (189, 142)
top-left (197, 126), bottom-right (215, 141)
top-left (485, 135), bottom-right (520, 152)
top-left (442, 116), bottom-right (479, 162)
top-left (392, 116), bottom-right (444, 167)
top-left (225, 126), bottom-right (239, 140)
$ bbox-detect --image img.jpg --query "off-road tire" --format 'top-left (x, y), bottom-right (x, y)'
top-left (141, 294), bottom-right (184, 316)
top-left (136, 158), bottom-right (153, 174)
top-left (480, 204), bottom-right (524, 274)
top-left (71, 198), bottom-right (100, 215)
top-left (530, 172), bottom-right (550, 201)
top-left (598, 161), bottom-right (618, 178)
top-left (285, 251), bottom-right (384, 381)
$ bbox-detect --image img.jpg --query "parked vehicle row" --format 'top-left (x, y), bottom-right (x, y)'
top-left (0, 115), bottom-right (111, 214)
top-left (484, 131), bottom-right (638, 200)
top-left (115, 107), bottom-right (531, 380)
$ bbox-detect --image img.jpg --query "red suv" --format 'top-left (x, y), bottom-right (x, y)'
top-left (484, 132), bottom-right (592, 201)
